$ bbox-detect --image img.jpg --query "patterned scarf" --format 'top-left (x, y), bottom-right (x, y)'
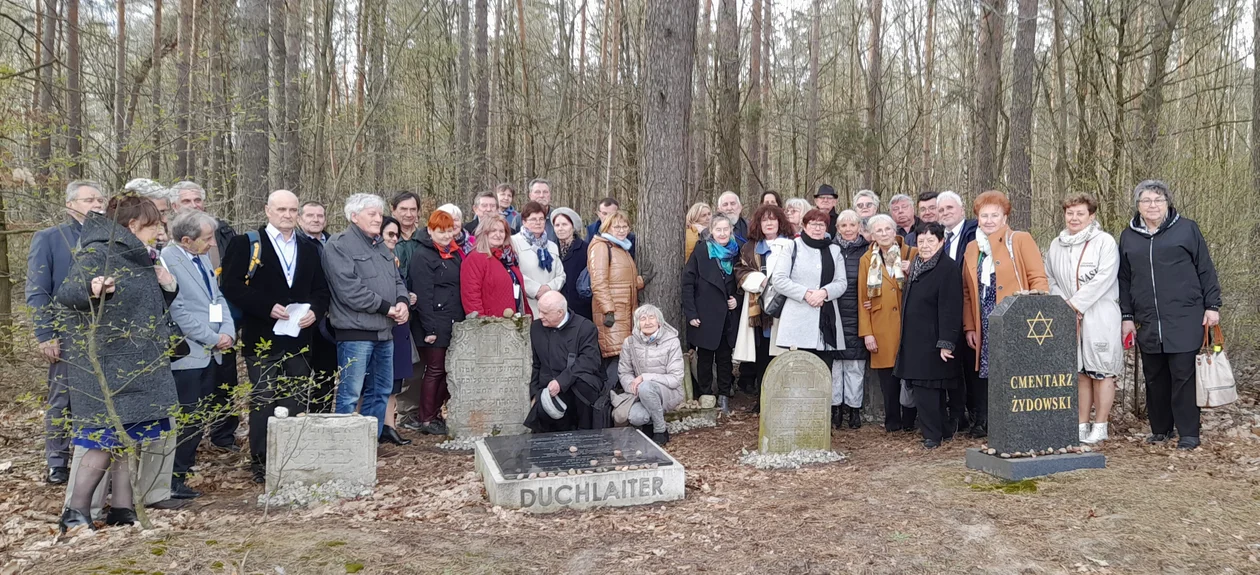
top-left (521, 229), bottom-right (554, 272)
top-left (866, 243), bottom-right (903, 298)
top-left (492, 246), bottom-right (518, 268)
top-left (706, 239), bottom-right (738, 275)
top-left (908, 245), bottom-right (944, 285)
top-left (1056, 220), bottom-right (1098, 247)
top-left (557, 238), bottom-right (574, 260)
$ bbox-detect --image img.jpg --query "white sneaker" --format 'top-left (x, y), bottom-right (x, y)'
top-left (1078, 423), bottom-right (1091, 443)
top-left (1083, 423), bottom-right (1108, 444)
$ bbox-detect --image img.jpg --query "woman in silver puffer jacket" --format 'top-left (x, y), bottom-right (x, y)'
top-left (617, 305), bottom-right (685, 445)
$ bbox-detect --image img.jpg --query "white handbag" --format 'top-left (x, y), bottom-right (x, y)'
top-left (1195, 325), bottom-right (1238, 408)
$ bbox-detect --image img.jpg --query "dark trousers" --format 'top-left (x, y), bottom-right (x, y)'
top-left (245, 354), bottom-right (311, 466)
top-left (954, 343), bottom-right (981, 431)
top-left (173, 365), bottom-right (218, 478)
top-left (696, 342), bottom-right (734, 397)
top-left (308, 332), bottom-right (339, 413)
top-left (44, 360), bottom-right (71, 468)
top-left (417, 346), bottom-right (450, 423)
top-left (737, 329), bottom-right (771, 394)
top-left (913, 384), bottom-right (950, 443)
top-left (602, 356), bottom-right (621, 391)
top-left (208, 354), bottom-right (240, 447)
top-left (1142, 350), bottom-right (1200, 438)
top-left (876, 368), bottom-right (917, 432)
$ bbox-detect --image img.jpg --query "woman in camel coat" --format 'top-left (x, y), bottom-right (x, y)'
top-left (857, 214), bottom-right (917, 432)
top-left (961, 190), bottom-right (1049, 433)
top-left (589, 212), bottom-right (644, 382)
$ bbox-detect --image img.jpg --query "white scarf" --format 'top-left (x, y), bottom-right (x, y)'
top-left (1056, 221), bottom-right (1098, 247)
top-left (975, 229), bottom-right (996, 289)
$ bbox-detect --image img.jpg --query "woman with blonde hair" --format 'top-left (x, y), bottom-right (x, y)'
top-left (589, 211), bottom-right (644, 385)
top-left (783, 198), bottom-right (811, 237)
top-left (684, 202), bottom-right (713, 265)
top-left (461, 214), bottom-right (530, 317)
top-left (858, 214), bottom-right (916, 432)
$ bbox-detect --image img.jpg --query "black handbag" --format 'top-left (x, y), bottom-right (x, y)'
top-left (761, 243), bottom-right (796, 318)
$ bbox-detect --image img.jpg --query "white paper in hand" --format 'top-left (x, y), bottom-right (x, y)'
top-left (273, 303), bottom-right (311, 337)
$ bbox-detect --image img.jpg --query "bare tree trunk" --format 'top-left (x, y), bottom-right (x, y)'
top-left (715, 0), bottom-right (739, 196)
top-left (282, 0), bottom-right (302, 188)
top-left (745, 0), bottom-right (762, 199)
top-left (36, 0), bottom-right (58, 194)
top-left (66, 0), bottom-right (83, 179)
top-left (919, 0), bottom-right (937, 192)
top-left (268, 0), bottom-right (287, 186)
top-left (367, 0), bottom-right (386, 188)
top-left (1051, 0), bottom-right (1069, 199)
top-left (455, 0), bottom-right (471, 192)
top-left (150, 0), bottom-right (162, 178)
top-left (865, 0), bottom-right (884, 193)
top-left (311, 0), bottom-right (333, 197)
top-left (805, 0), bottom-right (820, 190)
top-left (641, 0), bottom-right (698, 330)
top-left (239, 0), bottom-right (270, 212)
top-left (209, 0), bottom-right (229, 206)
top-left (175, 0), bottom-right (194, 177)
top-left (1007, 0), bottom-right (1037, 230)
top-left (515, 0), bottom-right (535, 178)
top-left (1253, 0), bottom-right (1260, 196)
top-left (760, 0), bottom-right (771, 185)
top-left (114, 0), bottom-right (128, 188)
top-left (1135, 0), bottom-right (1188, 179)
top-left (474, 0), bottom-right (490, 185)
top-left (972, 0), bottom-right (1006, 194)
top-left (690, 0), bottom-right (713, 203)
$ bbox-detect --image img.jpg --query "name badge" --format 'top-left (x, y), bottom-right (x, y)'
top-left (209, 304), bottom-right (224, 323)
top-left (513, 285), bottom-right (522, 300)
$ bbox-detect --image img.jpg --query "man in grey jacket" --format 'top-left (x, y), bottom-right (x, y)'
top-left (325, 193), bottom-right (410, 438)
top-left (162, 210), bottom-right (235, 499)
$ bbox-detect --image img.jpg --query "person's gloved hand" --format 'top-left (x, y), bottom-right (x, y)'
top-left (603, 312), bottom-right (616, 328)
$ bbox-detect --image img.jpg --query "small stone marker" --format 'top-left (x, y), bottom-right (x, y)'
top-left (446, 317), bottom-right (532, 439)
top-left (966, 294), bottom-right (1105, 480)
top-left (266, 413), bottom-right (376, 494)
top-left (474, 428), bottom-right (685, 512)
top-left (758, 350), bottom-right (832, 454)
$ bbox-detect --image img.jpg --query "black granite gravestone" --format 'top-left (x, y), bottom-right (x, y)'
top-left (484, 428), bottom-right (674, 476)
top-left (965, 293), bottom-right (1105, 480)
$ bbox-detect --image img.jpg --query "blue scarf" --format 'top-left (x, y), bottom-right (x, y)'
top-left (707, 239), bottom-right (738, 275)
top-left (521, 229), bottom-right (554, 272)
top-left (601, 233), bottom-right (632, 251)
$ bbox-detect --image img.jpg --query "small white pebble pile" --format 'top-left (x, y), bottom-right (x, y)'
top-left (436, 435), bottom-right (487, 451)
top-left (667, 416), bottom-right (718, 434)
top-left (256, 479), bottom-right (373, 507)
top-left (738, 449), bottom-right (847, 469)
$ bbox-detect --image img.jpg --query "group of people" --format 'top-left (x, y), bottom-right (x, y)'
top-left (27, 173), bottom-right (1220, 533)
top-left (679, 181), bottom-right (1220, 451)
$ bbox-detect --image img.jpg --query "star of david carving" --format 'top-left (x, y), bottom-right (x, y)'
top-left (1026, 311), bottom-right (1054, 345)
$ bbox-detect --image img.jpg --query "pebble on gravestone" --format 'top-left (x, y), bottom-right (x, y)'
top-left (758, 350), bottom-right (832, 454)
top-left (985, 294), bottom-right (1080, 455)
top-left (445, 318), bottom-right (533, 440)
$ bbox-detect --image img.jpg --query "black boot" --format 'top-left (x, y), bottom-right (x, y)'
top-left (104, 507), bottom-right (138, 527)
top-left (848, 406), bottom-right (861, 429)
top-left (652, 429), bottom-right (670, 446)
top-left (832, 406), bottom-right (842, 429)
top-left (58, 508), bottom-right (94, 533)
top-left (379, 426), bottom-right (412, 446)
top-left (171, 477), bottom-right (202, 499)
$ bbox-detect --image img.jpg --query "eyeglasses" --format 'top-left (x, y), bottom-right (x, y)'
top-left (1138, 198), bottom-right (1167, 206)
top-left (856, 202), bottom-right (877, 209)
top-left (805, 221), bottom-right (827, 229)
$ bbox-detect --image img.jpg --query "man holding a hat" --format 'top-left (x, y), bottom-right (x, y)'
top-left (814, 184), bottom-right (840, 238)
top-left (524, 291), bottom-right (607, 432)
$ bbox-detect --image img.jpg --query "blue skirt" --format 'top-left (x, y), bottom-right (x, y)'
top-left (72, 419), bottom-right (171, 450)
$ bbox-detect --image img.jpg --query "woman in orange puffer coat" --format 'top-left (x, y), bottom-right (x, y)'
top-left (588, 212), bottom-right (644, 383)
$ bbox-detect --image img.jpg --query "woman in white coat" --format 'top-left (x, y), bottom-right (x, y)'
top-left (769, 209), bottom-right (847, 363)
top-left (511, 201), bottom-right (566, 315)
top-left (1045, 193), bottom-right (1123, 444)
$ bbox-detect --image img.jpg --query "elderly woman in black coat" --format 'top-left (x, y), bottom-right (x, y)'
top-left (1119, 180), bottom-right (1221, 450)
top-left (833, 209), bottom-right (870, 429)
top-left (682, 215), bottom-right (743, 413)
top-left (55, 196), bottom-right (181, 531)
top-left (892, 222), bottom-right (964, 449)
top-left (407, 209), bottom-right (467, 436)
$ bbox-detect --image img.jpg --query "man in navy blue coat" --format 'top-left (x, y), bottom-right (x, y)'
top-left (26, 181), bottom-right (107, 484)
top-left (585, 197), bottom-right (636, 258)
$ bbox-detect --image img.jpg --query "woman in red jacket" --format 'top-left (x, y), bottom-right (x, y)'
top-left (461, 214), bottom-right (532, 317)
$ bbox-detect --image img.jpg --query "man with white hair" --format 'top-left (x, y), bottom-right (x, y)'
top-left (524, 291), bottom-right (605, 432)
top-left (852, 189), bottom-right (880, 220)
top-left (161, 210), bottom-right (235, 499)
top-left (717, 191), bottom-right (748, 242)
top-left (220, 189), bottom-right (331, 483)
top-left (889, 193), bottom-right (920, 246)
top-left (170, 181), bottom-right (238, 268)
top-left (324, 193), bottom-right (411, 442)
top-left (27, 180), bottom-right (106, 485)
top-left (934, 189), bottom-right (979, 437)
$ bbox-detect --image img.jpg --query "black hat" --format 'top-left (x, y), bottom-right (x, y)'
top-left (815, 184), bottom-right (837, 198)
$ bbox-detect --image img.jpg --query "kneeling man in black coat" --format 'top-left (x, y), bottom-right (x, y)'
top-left (525, 291), bottom-right (609, 432)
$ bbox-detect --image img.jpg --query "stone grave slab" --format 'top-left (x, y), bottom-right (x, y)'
top-left (758, 350), bottom-right (832, 454)
top-left (966, 293), bottom-right (1105, 480)
top-left (266, 413), bottom-right (376, 493)
top-left (474, 428), bottom-right (685, 513)
top-left (446, 317), bottom-right (533, 439)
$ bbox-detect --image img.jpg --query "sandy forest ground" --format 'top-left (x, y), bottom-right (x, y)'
top-left (0, 366), bottom-right (1258, 575)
